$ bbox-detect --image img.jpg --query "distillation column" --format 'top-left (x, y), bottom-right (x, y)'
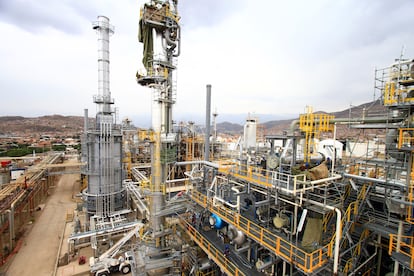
top-left (137, 0), bottom-right (181, 241)
top-left (82, 16), bottom-right (125, 218)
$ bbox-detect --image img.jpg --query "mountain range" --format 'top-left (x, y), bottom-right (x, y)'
top-left (0, 100), bottom-right (385, 138)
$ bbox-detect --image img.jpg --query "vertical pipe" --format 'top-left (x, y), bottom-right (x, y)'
top-left (94, 16), bottom-right (113, 114)
top-left (376, 234), bottom-right (382, 276)
top-left (393, 220), bottom-right (403, 276)
top-left (84, 109), bottom-right (88, 133)
top-left (332, 123), bottom-right (336, 174)
top-left (205, 84), bottom-right (211, 161)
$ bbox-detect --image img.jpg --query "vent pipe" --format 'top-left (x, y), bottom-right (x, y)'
top-left (205, 84), bottom-right (211, 161)
top-left (92, 16), bottom-right (114, 115)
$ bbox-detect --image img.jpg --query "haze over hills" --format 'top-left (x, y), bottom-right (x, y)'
top-left (217, 100), bottom-right (385, 136)
top-left (0, 100), bottom-right (385, 138)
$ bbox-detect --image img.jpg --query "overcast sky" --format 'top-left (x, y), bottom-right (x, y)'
top-left (1, 0), bottom-right (414, 126)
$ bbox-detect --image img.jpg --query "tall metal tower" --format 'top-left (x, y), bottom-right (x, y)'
top-left (82, 16), bottom-right (125, 218)
top-left (137, 0), bottom-right (181, 240)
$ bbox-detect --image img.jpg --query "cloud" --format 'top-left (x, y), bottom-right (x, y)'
top-left (1, 0), bottom-right (414, 126)
top-left (180, 0), bottom-right (246, 29)
top-left (0, 0), bottom-right (90, 34)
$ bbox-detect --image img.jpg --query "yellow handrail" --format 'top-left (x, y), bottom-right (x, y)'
top-left (384, 82), bottom-right (397, 105)
top-left (343, 229), bottom-right (370, 274)
top-left (330, 184), bottom-right (367, 246)
top-left (397, 128), bottom-right (414, 149)
top-left (179, 216), bottom-right (245, 276)
top-left (322, 184), bottom-right (351, 232)
top-left (322, 210), bottom-right (334, 232)
top-left (189, 190), bottom-right (330, 273)
top-left (218, 162), bottom-right (312, 196)
top-left (389, 234), bottom-right (414, 269)
top-left (299, 109), bottom-right (334, 163)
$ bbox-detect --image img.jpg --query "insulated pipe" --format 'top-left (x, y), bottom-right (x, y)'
top-left (235, 242), bottom-right (250, 253)
top-left (214, 196), bottom-right (238, 209)
top-left (307, 174), bottom-right (342, 185)
top-left (343, 173), bottom-right (407, 188)
top-left (304, 199), bottom-right (341, 275)
top-left (162, 16), bottom-right (181, 57)
top-left (332, 124), bottom-right (337, 173)
top-left (390, 197), bottom-right (414, 206)
top-left (173, 25), bottom-right (181, 57)
top-left (175, 160), bottom-right (219, 169)
top-left (205, 84), bottom-right (211, 161)
top-left (394, 220), bottom-right (404, 276)
top-left (164, 28), bottom-right (176, 49)
top-left (254, 198), bottom-right (271, 207)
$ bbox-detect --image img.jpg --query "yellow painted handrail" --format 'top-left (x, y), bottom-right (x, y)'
top-left (218, 162), bottom-right (314, 196)
top-left (330, 184), bottom-right (368, 247)
top-left (189, 190), bottom-right (330, 273)
top-left (389, 234), bottom-right (414, 269)
top-left (323, 184), bottom-right (352, 232)
top-left (407, 184), bottom-right (414, 224)
top-left (322, 210), bottom-right (334, 232)
top-left (179, 216), bottom-right (245, 276)
top-left (343, 229), bottom-right (370, 274)
top-left (397, 128), bottom-right (414, 149)
top-left (138, 129), bottom-right (155, 142)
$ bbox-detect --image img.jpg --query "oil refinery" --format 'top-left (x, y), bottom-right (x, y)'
top-left (1, 1), bottom-right (414, 276)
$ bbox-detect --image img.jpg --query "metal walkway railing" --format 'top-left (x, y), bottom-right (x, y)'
top-left (179, 215), bottom-right (245, 276)
top-left (389, 234), bottom-right (414, 270)
top-left (218, 162), bottom-right (340, 198)
top-left (189, 190), bottom-right (331, 274)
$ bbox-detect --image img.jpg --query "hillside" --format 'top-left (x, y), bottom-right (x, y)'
top-left (0, 115), bottom-right (85, 137)
top-left (0, 100), bottom-right (386, 138)
top-left (217, 100), bottom-right (386, 138)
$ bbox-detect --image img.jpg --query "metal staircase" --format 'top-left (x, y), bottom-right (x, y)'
top-left (189, 190), bottom-right (331, 274)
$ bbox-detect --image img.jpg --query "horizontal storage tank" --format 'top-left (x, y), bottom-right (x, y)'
top-left (227, 224), bottom-right (246, 245)
top-left (209, 213), bottom-right (226, 229)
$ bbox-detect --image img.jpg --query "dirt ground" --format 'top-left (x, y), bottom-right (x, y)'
top-left (4, 158), bottom-right (79, 276)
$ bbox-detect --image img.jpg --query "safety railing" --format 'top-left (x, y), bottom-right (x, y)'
top-left (299, 108), bottom-right (334, 163)
top-left (383, 82), bottom-right (414, 106)
top-left (397, 128), bottom-right (414, 149)
top-left (406, 155), bottom-right (414, 224)
top-left (218, 162), bottom-right (333, 197)
top-left (299, 112), bottom-right (335, 133)
top-left (331, 184), bottom-right (368, 246)
top-left (322, 210), bottom-right (334, 233)
top-left (138, 178), bottom-right (166, 194)
top-left (146, 65), bottom-right (169, 80)
top-left (322, 184), bottom-right (351, 232)
top-left (138, 129), bottom-right (155, 142)
top-left (141, 3), bottom-right (180, 24)
top-left (407, 184), bottom-right (414, 224)
top-left (343, 229), bottom-right (370, 274)
top-left (179, 215), bottom-right (245, 276)
top-left (383, 82), bottom-right (397, 105)
top-left (189, 190), bottom-right (331, 273)
top-left (388, 234), bottom-right (414, 270)
top-left (196, 270), bottom-right (216, 276)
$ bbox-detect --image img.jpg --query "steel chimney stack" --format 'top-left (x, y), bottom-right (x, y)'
top-left (92, 16), bottom-right (114, 115)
